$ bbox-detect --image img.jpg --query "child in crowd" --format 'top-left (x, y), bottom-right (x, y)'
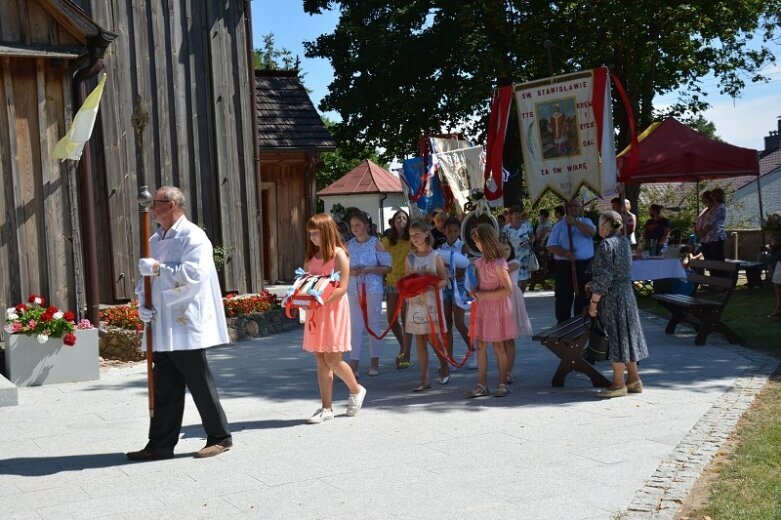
top-left (669, 245), bottom-right (703, 296)
top-left (346, 211), bottom-right (391, 377)
top-left (437, 217), bottom-right (472, 361)
top-left (302, 213), bottom-right (366, 424)
top-left (405, 219), bottom-right (449, 392)
top-left (467, 224), bottom-right (517, 398)
top-left (501, 234), bottom-right (533, 384)
top-left (381, 210), bottom-right (413, 368)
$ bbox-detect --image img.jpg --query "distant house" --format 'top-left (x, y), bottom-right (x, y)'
top-left (255, 70), bottom-right (336, 283)
top-left (318, 159), bottom-right (408, 234)
top-left (727, 148), bottom-right (781, 228)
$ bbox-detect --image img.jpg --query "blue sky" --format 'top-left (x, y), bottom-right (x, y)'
top-left (252, 2), bottom-right (780, 152)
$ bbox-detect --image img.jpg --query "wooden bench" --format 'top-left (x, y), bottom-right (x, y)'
top-left (532, 317), bottom-right (611, 388)
top-left (651, 259), bottom-right (744, 346)
top-left (725, 259), bottom-right (764, 288)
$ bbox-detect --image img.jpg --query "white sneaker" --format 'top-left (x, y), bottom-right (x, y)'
top-left (345, 386), bottom-right (367, 417)
top-left (467, 355), bottom-right (477, 370)
top-left (307, 408), bottom-right (334, 424)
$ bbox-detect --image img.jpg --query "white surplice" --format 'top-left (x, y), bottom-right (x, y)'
top-left (136, 216), bottom-right (229, 351)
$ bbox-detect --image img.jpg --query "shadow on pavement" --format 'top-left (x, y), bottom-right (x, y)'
top-left (0, 453), bottom-right (140, 476)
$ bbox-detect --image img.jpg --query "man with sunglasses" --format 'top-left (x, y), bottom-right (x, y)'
top-left (546, 199), bottom-right (596, 323)
top-left (127, 186), bottom-right (232, 461)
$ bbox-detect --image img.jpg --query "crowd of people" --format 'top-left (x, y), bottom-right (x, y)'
top-left (296, 200), bottom-right (652, 421)
top-left (136, 184), bottom-right (780, 459)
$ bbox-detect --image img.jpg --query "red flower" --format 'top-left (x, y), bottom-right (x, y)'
top-left (46, 305), bottom-right (58, 314)
top-left (63, 311), bottom-right (76, 322)
top-left (40, 312), bottom-right (53, 322)
top-left (63, 332), bottom-right (77, 346)
top-left (16, 304), bottom-right (27, 312)
top-left (27, 294), bottom-right (45, 306)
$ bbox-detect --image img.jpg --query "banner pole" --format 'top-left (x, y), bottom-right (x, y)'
top-left (131, 98), bottom-right (154, 418)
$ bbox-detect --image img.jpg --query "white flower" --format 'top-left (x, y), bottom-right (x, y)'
top-left (37, 333), bottom-right (49, 344)
top-left (6, 312), bottom-right (18, 321)
top-left (33, 297), bottom-right (43, 305)
top-left (6, 307), bottom-right (15, 314)
top-left (53, 311), bottom-right (64, 320)
top-left (3, 324), bottom-right (13, 334)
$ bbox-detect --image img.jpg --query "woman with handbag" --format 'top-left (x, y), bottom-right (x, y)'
top-left (586, 210), bottom-right (648, 398)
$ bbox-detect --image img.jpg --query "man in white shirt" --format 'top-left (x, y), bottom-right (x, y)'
top-left (127, 186), bottom-right (232, 461)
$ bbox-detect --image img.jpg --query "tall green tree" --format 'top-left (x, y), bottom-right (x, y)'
top-left (303, 1), bottom-right (779, 205)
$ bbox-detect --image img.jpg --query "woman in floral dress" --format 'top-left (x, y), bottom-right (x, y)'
top-left (586, 210), bottom-right (649, 398)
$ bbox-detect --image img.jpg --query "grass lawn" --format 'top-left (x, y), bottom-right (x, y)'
top-left (636, 281), bottom-right (781, 519)
top-left (677, 372), bottom-right (781, 520)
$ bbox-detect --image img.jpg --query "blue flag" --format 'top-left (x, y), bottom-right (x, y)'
top-left (401, 157), bottom-right (444, 214)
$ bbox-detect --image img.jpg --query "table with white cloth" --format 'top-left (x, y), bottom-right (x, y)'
top-left (631, 257), bottom-right (687, 281)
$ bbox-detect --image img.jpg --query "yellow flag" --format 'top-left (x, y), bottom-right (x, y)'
top-left (52, 73), bottom-right (107, 161)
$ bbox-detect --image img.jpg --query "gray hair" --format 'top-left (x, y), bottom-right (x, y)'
top-left (599, 210), bottom-right (624, 234)
top-left (157, 186), bottom-right (186, 210)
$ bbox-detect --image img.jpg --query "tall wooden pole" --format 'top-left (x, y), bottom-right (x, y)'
top-left (132, 98), bottom-right (154, 418)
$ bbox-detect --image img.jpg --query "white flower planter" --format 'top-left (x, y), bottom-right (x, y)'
top-left (2, 329), bottom-right (99, 386)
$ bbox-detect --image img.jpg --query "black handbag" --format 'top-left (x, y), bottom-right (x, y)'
top-left (584, 314), bottom-right (610, 362)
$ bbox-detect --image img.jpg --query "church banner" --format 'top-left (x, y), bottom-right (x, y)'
top-left (514, 68), bottom-right (617, 203)
top-left (433, 145), bottom-right (484, 211)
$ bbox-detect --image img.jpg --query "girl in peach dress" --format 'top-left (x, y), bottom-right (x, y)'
top-left (303, 214), bottom-right (366, 424)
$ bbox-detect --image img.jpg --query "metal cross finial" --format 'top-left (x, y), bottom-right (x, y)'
top-left (132, 97), bottom-right (152, 210)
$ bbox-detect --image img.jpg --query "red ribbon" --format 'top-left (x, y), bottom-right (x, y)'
top-left (357, 274), bottom-right (473, 368)
top-left (609, 73), bottom-right (639, 179)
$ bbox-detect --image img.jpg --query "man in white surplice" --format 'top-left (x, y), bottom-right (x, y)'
top-left (126, 186), bottom-right (232, 461)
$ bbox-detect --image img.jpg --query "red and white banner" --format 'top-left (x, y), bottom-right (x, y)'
top-left (514, 68), bottom-right (617, 203)
top-left (483, 86), bottom-right (513, 201)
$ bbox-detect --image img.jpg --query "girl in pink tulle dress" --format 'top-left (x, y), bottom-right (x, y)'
top-left (302, 214), bottom-right (366, 424)
top-left (467, 224), bottom-right (516, 398)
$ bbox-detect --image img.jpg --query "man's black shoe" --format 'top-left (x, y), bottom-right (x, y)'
top-left (126, 448), bottom-right (174, 462)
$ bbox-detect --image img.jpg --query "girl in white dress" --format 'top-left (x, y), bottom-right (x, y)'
top-left (405, 219), bottom-right (449, 392)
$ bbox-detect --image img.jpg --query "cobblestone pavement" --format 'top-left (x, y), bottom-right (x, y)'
top-left (0, 292), bottom-right (776, 520)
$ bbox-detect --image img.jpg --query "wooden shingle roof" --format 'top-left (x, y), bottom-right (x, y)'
top-left (317, 160), bottom-right (402, 196)
top-left (255, 70), bottom-right (336, 151)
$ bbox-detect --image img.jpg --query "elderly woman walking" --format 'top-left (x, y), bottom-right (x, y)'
top-left (586, 210), bottom-right (649, 398)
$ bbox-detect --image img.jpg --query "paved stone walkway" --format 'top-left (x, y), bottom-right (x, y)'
top-left (0, 292), bottom-right (776, 520)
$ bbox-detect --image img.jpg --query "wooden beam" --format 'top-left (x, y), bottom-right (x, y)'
top-left (2, 57), bottom-right (29, 300)
top-left (37, 58), bottom-right (56, 300)
top-left (62, 62), bottom-right (84, 315)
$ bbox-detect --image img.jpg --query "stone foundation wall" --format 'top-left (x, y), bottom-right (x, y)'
top-left (226, 308), bottom-right (301, 343)
top-left (99, 308), bottom-right (301, 360)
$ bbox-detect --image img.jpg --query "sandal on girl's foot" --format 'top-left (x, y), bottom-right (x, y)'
top-left (394, 354), bottom-right (402, 368)
top-left (494, 384), bottom-right (510, 397)
top-left (466, 384), bottom-right (490, 398)
top-left (397, 360), bottom-right (411, 369)
top-left (412, 383), bottom-right (431, 392)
